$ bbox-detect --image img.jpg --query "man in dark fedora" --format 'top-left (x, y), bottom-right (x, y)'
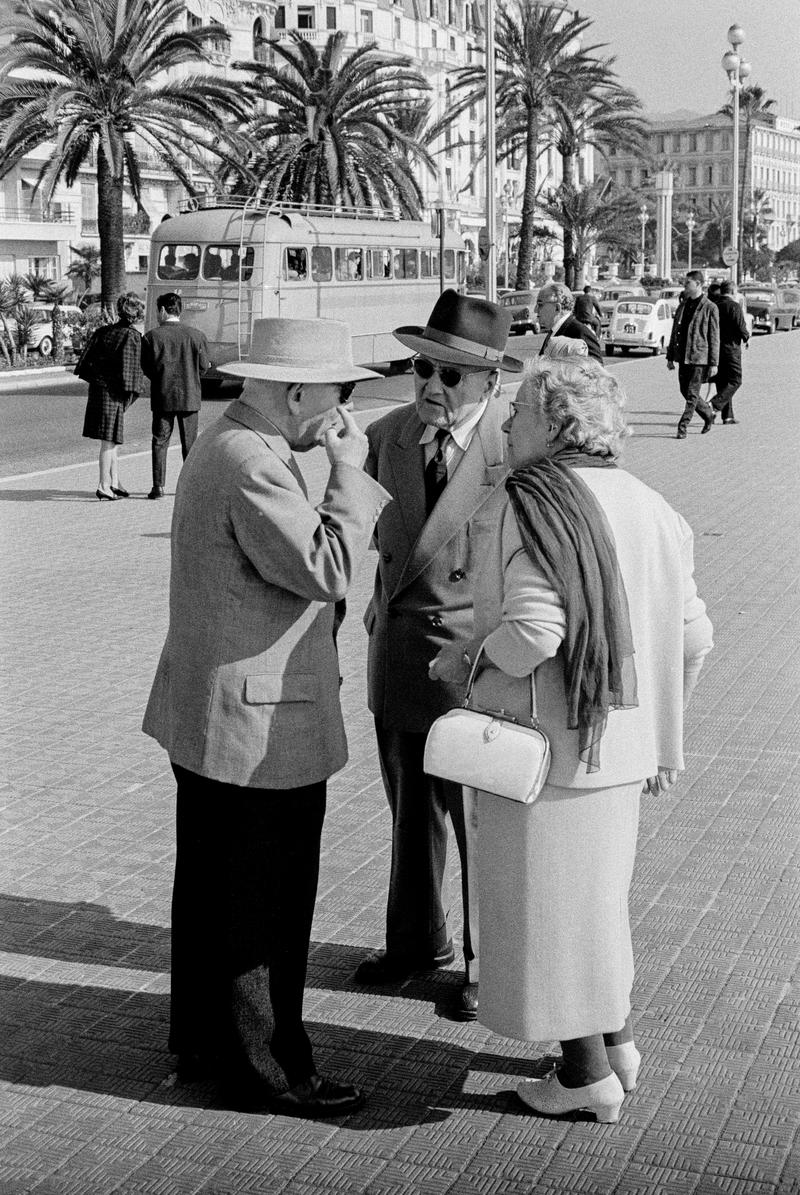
top-left (143, 317), bottom-right (390, 1116)
top-left (353, 289), bottom-right (523, 1022)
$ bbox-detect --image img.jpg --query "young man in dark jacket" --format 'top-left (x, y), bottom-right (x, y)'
top-left (667, 271), bottom-right (720, 439)
top-left (711, 281), bottom-right (750, 424)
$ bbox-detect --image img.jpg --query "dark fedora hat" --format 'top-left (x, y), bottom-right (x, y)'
top-left (394, 289), bottom-right (523, 372)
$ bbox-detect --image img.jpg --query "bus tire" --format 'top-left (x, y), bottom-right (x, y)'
top-left (605, 344), bottom-right (614, 357)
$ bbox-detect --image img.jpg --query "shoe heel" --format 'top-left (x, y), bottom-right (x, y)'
top-left (614, 1067), bottom-right (637, 1091)
top-left (594, 1099), bottom-right (623, 1124)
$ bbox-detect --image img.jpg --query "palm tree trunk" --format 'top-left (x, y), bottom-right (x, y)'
top-left (97, 143), bottom-right (127, 315)
top-left (515, 113), bottom-right (539, 290)
top-left (560, 149), bottom-right (576, 289)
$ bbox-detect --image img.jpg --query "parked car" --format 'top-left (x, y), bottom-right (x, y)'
top-left (739, 285), bottom-right (798, 333)
top-left (1, 303), bottom-right (83, 357)
top-left (605, 297), bottom-right (674, 357)
top-left (499, 289), bottom-right (540, 335)
top-left (595, 283), bottom-right (647, 334)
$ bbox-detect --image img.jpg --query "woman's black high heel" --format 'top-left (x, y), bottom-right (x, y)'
top-left (111, 486), bottom-right (129, 498)
top-left (96, 489), bottom-right (118, 501)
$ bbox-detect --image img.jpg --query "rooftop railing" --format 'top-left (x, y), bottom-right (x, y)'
top-left (176, 194), bottom-right (403, 221)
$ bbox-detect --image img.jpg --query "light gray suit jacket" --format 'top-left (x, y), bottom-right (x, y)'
top-left (365, 398), bottom-right (509, 733)
top-left (143, 399), bottom-right (390, 789)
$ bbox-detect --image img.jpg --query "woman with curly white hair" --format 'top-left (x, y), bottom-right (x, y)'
top-left (430, 358), bottom-right (713, 1123)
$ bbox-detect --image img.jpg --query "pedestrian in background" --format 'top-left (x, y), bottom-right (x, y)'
top-left (77, 292), bottom-right (145, 500)
top-left (354, 290), bottom-right (522, 1023)
top-left (430, 357), bottom-right (713, 1124)
top-left (142, 318), bottom-right (390, 1118)
top-left (141, 293), bottom-right (212, 499)
top-left (667, 270), bottom-right (719, 439)
top-left (710, 280), bottom-right (750, 425)
top-left (573, 285), bottom-right (603, 338)
top-left (537, 283), bottom-right (604, 362)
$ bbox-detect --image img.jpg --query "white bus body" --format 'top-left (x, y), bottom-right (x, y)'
top-left (146, 196), bottom-right (468, 375)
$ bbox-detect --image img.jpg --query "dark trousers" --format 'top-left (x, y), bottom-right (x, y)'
top-left (374, 720), bottom-right (478, 978)
top-left (712, 352), bottom-right (743, 421)
top-left (169, 764), bottom-right (326, 1087)
top-left (151, 411), bottom-right (199, 487)
top-left (677, 365), bottom-right (715, 432)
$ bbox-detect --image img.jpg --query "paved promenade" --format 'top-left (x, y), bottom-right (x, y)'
top-left (1, 335), bottom-right (799, 1194)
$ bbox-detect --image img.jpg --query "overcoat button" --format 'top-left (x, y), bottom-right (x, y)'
top-left (449, 569), bottom-right (466, 582)
top-left (382, 552), bottom-right (393, 562)
top-left (430, 615), bottom-right (443, 627)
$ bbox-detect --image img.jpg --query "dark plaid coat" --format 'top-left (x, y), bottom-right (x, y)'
top-left (77, 322), bottom-right (144, 444)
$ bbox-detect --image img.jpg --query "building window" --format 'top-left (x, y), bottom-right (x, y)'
top-left (429, 0), bottom-right (436, 15)
top-left (687, 167), bottom-right (696, 187)
top-left (297, 7), bottom-right (315, 29)
top-left (394, 15), bottom-right (400, 37)
top-left (253, 17), bottom-right (267, 61)
top-left (445, 167), bottom-right (452, 192)
top-left (327, 6), bottom-right (336, 27)
top-left (186, 8), bottom-right (202, 30)
top-left (706, 132), bottom-right (715, 152)
top-left (138, 255), bottom-right (148, 272)
top-left (448, 0), bottom-right (454, 22)
top-left (27, 256), bottom-right (58, 279)
top-left (275, 5), bottom-right (286, 28)
top-left (672, 135), bottom-right (681, 153)
top-left (450, 34), bottom-right (455, 50)
top-left (705, 165), bottom-right (713, 185)
top-left (688, 134), bottom-right (698, 152)
top-left (360, 9), bottom-right (373, 33)
top-left (624, 169), bottom-right (633, 188)
top-left (656, 135), bottom-right (665, 154)
top-left (720, 133), bottom-right (730, 151)
top-left (431, 28), bottom-right (437, 47)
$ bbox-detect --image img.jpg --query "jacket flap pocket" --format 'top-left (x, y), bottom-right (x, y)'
top-left (244, 673), bottom-right (317, 704)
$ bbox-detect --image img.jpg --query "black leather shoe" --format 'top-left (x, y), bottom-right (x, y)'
top-left (268, 1074), bottom-right (365, 1118)
top-left (353, 943), bottom-right (455, 985)
top-left (676, 429), bottom-right (687, 440)
top-left (148, 485), bottom-right (165, 499)
top-left (722, 418), bottom-right (738, 424)
top-left (452, 981), bottom-right (479, 1022)
top-left (111, 485), bottom-right (129, 498)
top-left (700, 412), bottom-right (715, 434)
top-left (96, 488), bottom-right (118, 500)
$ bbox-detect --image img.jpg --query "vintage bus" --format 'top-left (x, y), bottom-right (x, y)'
top-left (146, 195), bottom-right (468, 378)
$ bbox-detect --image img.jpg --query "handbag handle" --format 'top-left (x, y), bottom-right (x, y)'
top-left (462, 638), bottom-right (541, 730)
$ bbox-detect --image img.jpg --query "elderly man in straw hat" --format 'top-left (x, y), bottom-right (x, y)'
top-left (353, 289), bottom-right (522, 1022)
top-left (143, 318), bottom-right (391, 1117)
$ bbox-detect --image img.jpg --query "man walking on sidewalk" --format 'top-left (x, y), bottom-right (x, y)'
top-left (711, 281), bottom-right (749, 424)
top-left (142, 318), bottom-right (390, 1117)
top-left (141, 293), bottom-right (212, 498)
top-left (667, 271), bottom-right (719, 439)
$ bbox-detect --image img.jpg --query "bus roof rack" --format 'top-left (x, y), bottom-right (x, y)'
top-left (177, 194), bottom-right (404, 221)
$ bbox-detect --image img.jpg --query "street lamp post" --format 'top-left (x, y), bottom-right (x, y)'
top-left (484, 0), bottom-right (497, 302)
top-left (638, 204), bottom-right (648, 271)
top-left (686, 211), bottom-right (696, 271)
top-left (722, 24), bottom-right (751, 286)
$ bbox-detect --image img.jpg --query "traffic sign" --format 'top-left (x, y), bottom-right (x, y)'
top-left (722, 245), bottom-right (739, 265)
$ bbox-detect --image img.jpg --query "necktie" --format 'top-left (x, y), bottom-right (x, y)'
top-left (424, 429), bottom-right (450, 515)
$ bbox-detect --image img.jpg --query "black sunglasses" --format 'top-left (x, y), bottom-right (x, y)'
top-left (413, 358), bottom-right (481, 388)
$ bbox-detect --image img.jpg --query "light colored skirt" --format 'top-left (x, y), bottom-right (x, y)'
top-left (476, 780), bottom-right (640, 1042)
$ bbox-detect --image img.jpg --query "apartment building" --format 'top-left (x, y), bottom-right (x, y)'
top-left (605, 109), bottom-right (800, 253)
top-left (1, 0), bottom-right (589, 287)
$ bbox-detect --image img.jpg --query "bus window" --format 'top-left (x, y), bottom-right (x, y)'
top-left (430, 249), bottom-right (440, 278)
top-left (311, 246), bottom-right (332, 282)
top-left (403, 249), bottom-right (418, 279)
top-left (393, 248), bottom-right (406, 279)
top-left (367, 249), bottom-right (392, 279)
top-left (203, 245), bottom-right (254, 282)
top-left (283, 247), bottom-right (308, 281)
top-left (158, 244), bottom-right (200, 280)
top-left (420, 250), bottom-right (432, 278)
top-left (335, 248), bottom-right (363, 281)
top-left (443, 250), bottom-right (455, 279)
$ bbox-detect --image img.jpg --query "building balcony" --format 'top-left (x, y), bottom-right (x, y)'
top-left (0, 209), bottom-right (78, 242)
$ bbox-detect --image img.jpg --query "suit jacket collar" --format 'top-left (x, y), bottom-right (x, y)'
top-left (224, 399), bottom-right (307, 493)
top-left (389, 400), bottom-right (508, 597)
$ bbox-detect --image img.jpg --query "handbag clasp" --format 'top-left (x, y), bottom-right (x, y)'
top-left (483, 719), bottom-right (502, 743)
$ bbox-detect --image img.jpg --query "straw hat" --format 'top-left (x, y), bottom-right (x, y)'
top-left (393, 288), bottom-right (523, 372)
top-left (218, 318), bottom-right (380, 383)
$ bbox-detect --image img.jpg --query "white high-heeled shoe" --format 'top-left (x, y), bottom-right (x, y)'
top-left (516, 1068), bottom-right (625, 1123)
top-left (606, 1042), bottom-right (641, 1091)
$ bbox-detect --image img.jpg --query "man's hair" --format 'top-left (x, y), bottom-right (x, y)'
top-left (541, 281), bottom-right (575, 312)
top-left (719, 280), bottom-right (733, 295)
top-left (685, 270), bottom-right (704, 287)
top-left (583, 285), bottom-right (592, 293)
top-left (157, 292), bottom-right (182, 316)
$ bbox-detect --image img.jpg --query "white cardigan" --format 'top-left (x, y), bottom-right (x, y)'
top-left (472, 467), bottom-right (714, 789)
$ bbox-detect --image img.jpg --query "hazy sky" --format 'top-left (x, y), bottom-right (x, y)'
top-left (573, 0), bottom-right (800, 120)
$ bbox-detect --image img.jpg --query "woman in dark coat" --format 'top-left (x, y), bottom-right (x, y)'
top-left (77, 293), bottom-right (145, 500)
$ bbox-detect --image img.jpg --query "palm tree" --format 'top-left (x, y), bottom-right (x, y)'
top-left (550, 73), bottom-right (647, 287)
top-left (704, 194), bottom-right (733, 262)
top-left (0, 0), bottom-right (250, 313)
top-left (229, 32), bottom-right (435, 216)
top-left (540, 178), bottom-right (641, 283)
top-left (432, 1), bottom-right (603, 289)
top-left (718, 84), bottom-right (777, 251)
top-left (67, 244), bottom-right (102, 297)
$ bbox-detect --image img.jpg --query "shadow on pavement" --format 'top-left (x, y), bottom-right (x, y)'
top-left (0, 489), bottom-right (99, 501)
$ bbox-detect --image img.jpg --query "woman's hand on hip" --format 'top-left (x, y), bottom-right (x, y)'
top-left (429, 643), bottom-right (471, 685)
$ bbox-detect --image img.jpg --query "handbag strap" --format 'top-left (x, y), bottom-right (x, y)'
top-left (463, 638), bottom-right (541, 729)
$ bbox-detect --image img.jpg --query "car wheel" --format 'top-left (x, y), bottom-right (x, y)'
top-left (605, 344), bottom-right (615, 357)
top-left (38, 336), bottom-right (53, 357)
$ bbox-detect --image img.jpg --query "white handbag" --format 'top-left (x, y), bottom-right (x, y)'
top-left (423, 642), bottom-right (551, 803)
